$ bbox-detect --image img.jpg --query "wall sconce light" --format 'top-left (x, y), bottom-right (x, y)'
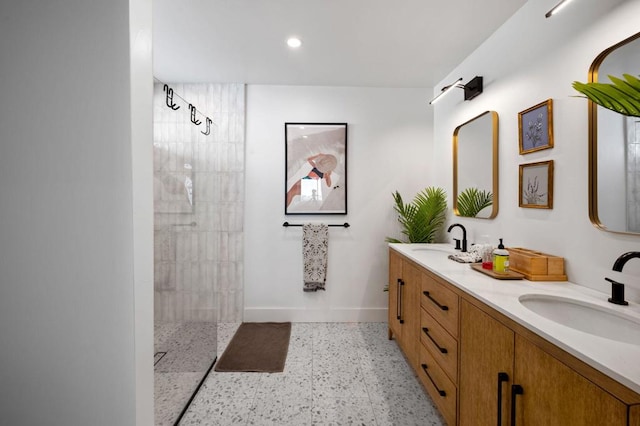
top-left (429, 76), bottom-right (483, 105)
top-left (545, 0), bottom-right (574, 18)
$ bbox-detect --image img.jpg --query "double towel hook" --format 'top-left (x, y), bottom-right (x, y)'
top-left (163, 84), bottom-right (180, 110)
top-left (188, 104), bottom-right (202, 125)
top-left (201, 117), bottom-right (212, 135)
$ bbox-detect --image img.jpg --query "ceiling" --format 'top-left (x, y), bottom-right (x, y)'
top-left (153, 0), bottom-right (528, 88)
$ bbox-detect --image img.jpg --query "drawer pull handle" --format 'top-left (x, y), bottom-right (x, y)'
top-left (423, 291), bottom-right (449, 311)
top-left (422, 327), bottom-right (448, 353)
top-left (420, 363), bottom-right (446, 397)
top-left (399, 279), bottom-right (405, 324)
top-left (497, 372), bottom-right (509, 426)
top-left (510, 384), bottom-right (523, 426)
top-left (396, 279), bottom-right (402, 321)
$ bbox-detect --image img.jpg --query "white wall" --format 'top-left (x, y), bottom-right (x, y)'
top-left (432, 0), bottom-right (640, 302)
top-left (245, 85), bottom-right (432, 322)
top-left (130, 0), bottom-right (155, 424)
top-left (0, 1), bottom-right (153, 424)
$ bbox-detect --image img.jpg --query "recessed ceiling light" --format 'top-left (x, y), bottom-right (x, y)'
top-left (287, 37), bottom-right (302, 48)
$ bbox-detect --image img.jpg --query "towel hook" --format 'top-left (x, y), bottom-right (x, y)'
top-left (201, 117), bottom-right (212, 135)
top-left (188, 104), bottom-right (202, 125)
top-left (163, 84), bottom-right (180, 110)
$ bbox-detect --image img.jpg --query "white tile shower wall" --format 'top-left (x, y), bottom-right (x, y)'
top-left (154, 83), bottom-right (245, 323)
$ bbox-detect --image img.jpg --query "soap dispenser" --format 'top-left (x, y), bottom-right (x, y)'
top-left (493, 238), bottom-right (509, 274)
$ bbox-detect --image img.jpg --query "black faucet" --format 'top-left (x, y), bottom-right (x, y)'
top-left (605, 251), bottom-right (640, 306)
top-left (612, 251), bottom-right (640, 272)
top-left (447, 223), bottom-right (467, 253)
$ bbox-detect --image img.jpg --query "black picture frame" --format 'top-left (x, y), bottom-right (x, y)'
top-left (285, 122), bottom-right (347, 215)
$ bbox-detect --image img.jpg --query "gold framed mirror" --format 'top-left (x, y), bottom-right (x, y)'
top-left (453, 111), bottom-right (499, 218)
top-left (588, 31), bottom-right (640, 234)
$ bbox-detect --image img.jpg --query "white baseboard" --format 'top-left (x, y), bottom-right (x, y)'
top-left (243, 307), bottom-right (388, 323)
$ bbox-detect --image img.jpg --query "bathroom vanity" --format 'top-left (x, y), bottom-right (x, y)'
top-left (388, 244), bottom-right (640, 426)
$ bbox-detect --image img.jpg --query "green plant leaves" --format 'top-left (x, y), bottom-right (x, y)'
top-left (572, 73), bottom-right (640, 117)
top-left (456, 187), bottom-right (493, 218)
top-left (386, 187), bottom-right (447, 243)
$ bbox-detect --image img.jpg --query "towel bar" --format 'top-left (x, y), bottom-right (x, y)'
top-left (282, 222), bottom-right (350, 228)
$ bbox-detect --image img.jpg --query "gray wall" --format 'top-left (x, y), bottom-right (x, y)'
top-left (0, 1), bottom-right (152, 424)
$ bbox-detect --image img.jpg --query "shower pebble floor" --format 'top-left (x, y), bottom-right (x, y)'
top-left (170, 322), bottom-right (444, 426)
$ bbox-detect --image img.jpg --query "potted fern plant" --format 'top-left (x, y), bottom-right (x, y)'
top-left (386, 187), bottom-right (447, 243)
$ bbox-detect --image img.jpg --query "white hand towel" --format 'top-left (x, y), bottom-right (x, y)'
top-left (302, 223), bottom-right (329, 291)
top-left (447, 244), bottom-right (485, 263)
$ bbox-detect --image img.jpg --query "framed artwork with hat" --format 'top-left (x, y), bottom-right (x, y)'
top-left (285, 123), bottom-right (348, 215)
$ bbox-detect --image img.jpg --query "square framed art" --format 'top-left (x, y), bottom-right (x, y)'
top-left (519, 99), bottom-right (553, 154)
top-left (519, 160), bottom-right (554, 209)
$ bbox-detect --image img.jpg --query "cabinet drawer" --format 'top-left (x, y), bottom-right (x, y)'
top-left (418, 344), bottom-right (457, 426)
top-left (421, 273), bottom-right (459, 337)
top-left (421, 308), bottom-right (458, 383)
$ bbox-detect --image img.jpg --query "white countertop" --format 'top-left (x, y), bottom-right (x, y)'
top-left (390, 243), bottom-right (640, 395)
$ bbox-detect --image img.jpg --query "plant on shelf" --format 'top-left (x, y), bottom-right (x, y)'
top-left (572, 73), bottom-right (640, 117)
top-left (386, 186), bottom-right (447, 243)
top-left (456, 187), bottom-right (493, 218)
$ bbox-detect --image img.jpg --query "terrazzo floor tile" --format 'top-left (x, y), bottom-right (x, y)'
top-left (154, 322), bottom-right (217, 373)
top-left (312, 351), bottom-right (362, 372)
top-left (155, 372), bottom-right (204, 426)
top-left (199, 372), bottom-right (262, 399)
top-left (312, 366), bottom-right (369, 399)
top-left (159, 322), bottom-right (446, 425)
top-left (281, 357), bottom-right (313, 376)
top-left (154, 322), bottom-right (217, 426)
top-left (371, 393), bottom-right (445, 426)
top-left (311, 397), bottom-right (378, 425)
top-left (248, 398), bottom-right (313, 425)
top-left (155, 322), bottom-right (183, 351)
top-left (360, 361), bottom-right (425, 398)
top-left (179, 397), bottom-right (255, 425)
top-left (256, 372), bottom-right (313, 401)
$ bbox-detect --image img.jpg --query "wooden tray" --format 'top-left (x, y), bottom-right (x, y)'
top-left (508, 247), bottom-right (567, 281)
top-left (471, 264), bottom-right (524, 280)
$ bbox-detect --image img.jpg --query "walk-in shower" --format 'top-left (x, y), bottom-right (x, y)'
top-left (152, 82), bottom-right (245, 425)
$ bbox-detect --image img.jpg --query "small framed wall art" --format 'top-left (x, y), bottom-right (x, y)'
top-left (518, 99), bottom-right (553, 154)
top-left (519, 160), bottom-right (554, 209)
top-left (285, 122), bottom-right (347, 215)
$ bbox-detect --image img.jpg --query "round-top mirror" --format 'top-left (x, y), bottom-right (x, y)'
top-left (589, 32), bottom-right (640, 234)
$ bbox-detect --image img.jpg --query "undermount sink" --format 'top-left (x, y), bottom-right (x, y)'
top-left (410, 245), bottom-right (453, 253)
top-left (518, 294), bottom-right (640, 345)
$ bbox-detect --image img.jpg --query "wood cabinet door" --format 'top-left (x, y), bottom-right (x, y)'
top-left (513, 335), bottom-right (628, 426)
top-left (630, 405), bottom-right (640, 426)
top-left (459, 299), bottom-right (515, 426)
top-left (388, 251), bottom-right (403, 339)
top-left (399, 261), bottom-right (421, 368)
